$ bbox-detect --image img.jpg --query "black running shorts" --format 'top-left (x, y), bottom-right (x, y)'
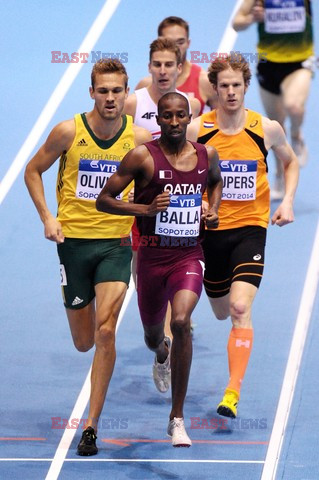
top-left (257, 58), bottom-right (313, 95)
top-left (203, 226), bottom-right (267, 298)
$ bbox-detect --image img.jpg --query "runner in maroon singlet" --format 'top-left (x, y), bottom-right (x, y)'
top-left (96, 92), bottom-right (222, 447)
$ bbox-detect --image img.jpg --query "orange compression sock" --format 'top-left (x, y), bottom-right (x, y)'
top-left (226, 327), bottom-right (253, 396)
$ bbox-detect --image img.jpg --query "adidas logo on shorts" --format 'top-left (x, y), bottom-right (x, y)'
top-left (72, 296), bottom-right (84, 306)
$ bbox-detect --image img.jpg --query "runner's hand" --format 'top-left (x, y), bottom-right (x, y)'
top-left (44, 216), bottom-right (65, 243)
top-left (202, 209), bottom-right (219, 229)
top-left (146, 191), bottom-right (170, 216)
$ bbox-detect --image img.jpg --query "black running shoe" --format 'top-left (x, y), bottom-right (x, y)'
top-left (77, 427), bottom-right (98, 456)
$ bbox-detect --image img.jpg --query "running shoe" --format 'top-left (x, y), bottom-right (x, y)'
top-left (217, 388), bottom-right (239, 418)
top-left (190, 321), bottom-right (196, 337)
top-left (77, 426), bottom-right (98, 456)
top-left (153, 336), bottom-right (171, 393)
top-left (270, 174), bottom-right (284, 201)
top-left (291, 137), bottom-right (308, 167)
top-left (167, 417), bottom-right (192, 447)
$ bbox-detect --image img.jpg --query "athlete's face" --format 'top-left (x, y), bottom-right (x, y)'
top-left (214, 68), bottom-right (247, 112)
top-left (156, 96), bottom-right (191, 142)
top-left (90, 72), bottom-right (128, 120)
top-left (160, 25), bottom-right (190, 64)
top-left (149, 50), bottom-right (182, 94)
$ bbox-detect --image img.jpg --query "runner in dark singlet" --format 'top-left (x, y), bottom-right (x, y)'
top-left (96, 92), bottom-right (222, 448)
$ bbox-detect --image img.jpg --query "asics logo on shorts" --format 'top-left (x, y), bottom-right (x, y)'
top-left (253, 254), bottom-right (262, 261)
top-left (72, 296), bottom-right (84, 306)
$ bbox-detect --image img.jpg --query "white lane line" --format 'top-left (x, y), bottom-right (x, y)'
top-left (45, 367), bottom-right (92, 480)
top-left (45, 279), bottom-right (134, 480)
top-left (2, 458), bottom-right (265, 464)
top-left (261, 220), bottom-right (319, 480)
top-left (0, 0), bottom-right (122, 206)
top-left (216, 0), bottom-right (241, 53)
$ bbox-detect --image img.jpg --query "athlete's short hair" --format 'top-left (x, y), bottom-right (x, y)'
top-left (208, 54), bottom-right (252, 87)
top-left (158, 16), bottom-right (189, 38)
top-left (91, 59), bottom-right (128, 90)
top-left (149, 37), bottom-right (182, 65)
top-left (157, 92), bottom-right (190, 115)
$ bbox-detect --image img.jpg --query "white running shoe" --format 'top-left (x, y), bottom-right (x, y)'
top-left (270, 174), bottom-right (285, 201)
top-left (152, 336), bottom-right (171, 393)
top-left (167, 417), bottom-right (192, 447)
top-left (292, 138), bottom-right (308, 167)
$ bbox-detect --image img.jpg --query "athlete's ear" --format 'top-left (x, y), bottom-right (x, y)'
top-left (188, 113), bottom-right (192, 124)
top-left (125, 86), bottom-right (130, 99)
top-left (156, 115), bottom-right (159, 125)
top-left (89, 86), bottom-right (94, 99)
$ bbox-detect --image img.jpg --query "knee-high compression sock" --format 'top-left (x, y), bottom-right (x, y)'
top-left (226, 327), bottom-right (253, 396)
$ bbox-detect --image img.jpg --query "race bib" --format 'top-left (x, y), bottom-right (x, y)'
top-left (75, 159), bottom-right (122, 201)
top-left (265, 0), bottom-right (306, 34)
top-left (220, 160), bottom-right (257, 201)
top-left (60, 264), bottom-right (67, 286)
top-left (155, 193), bottom-right (202, 237)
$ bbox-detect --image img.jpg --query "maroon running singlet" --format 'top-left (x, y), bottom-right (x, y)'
top-left (135, 139), bottom-right (208, 326)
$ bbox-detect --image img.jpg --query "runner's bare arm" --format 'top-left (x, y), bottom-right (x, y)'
top-left (232, 0), bottom-right (264, 31)
top-left (263, 117), bottom-right (299, 227)
top-left (24, 119), bottom-right (75, 243)
top-left (189, 97), bottom-right (201, 118)
top-left (123, 93), bottom-right (138, 118)
top-left (187, 116), bottom-right (202, 142)
top-left (133, 124), bottom-right (153, 145)
top-left (128, 126), bottom-right (152, 202)
top-left (199, 70), bottom-right (218, 109)
top-left (202, 146), bottom-right (222, 229)
top-left (135, 76), bottom-right (152, 90)
top-left (96, 146), bottom-right (170, 217)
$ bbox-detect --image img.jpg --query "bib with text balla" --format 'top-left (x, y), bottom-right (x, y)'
top-left (265, 0), bottom-right (306, 34)
top-left (75, 159), bottom-right (122, 201)
top-left (155, 193), bottom-right (202, 237)
top-left (220, 160), bottom-right (257, 201)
